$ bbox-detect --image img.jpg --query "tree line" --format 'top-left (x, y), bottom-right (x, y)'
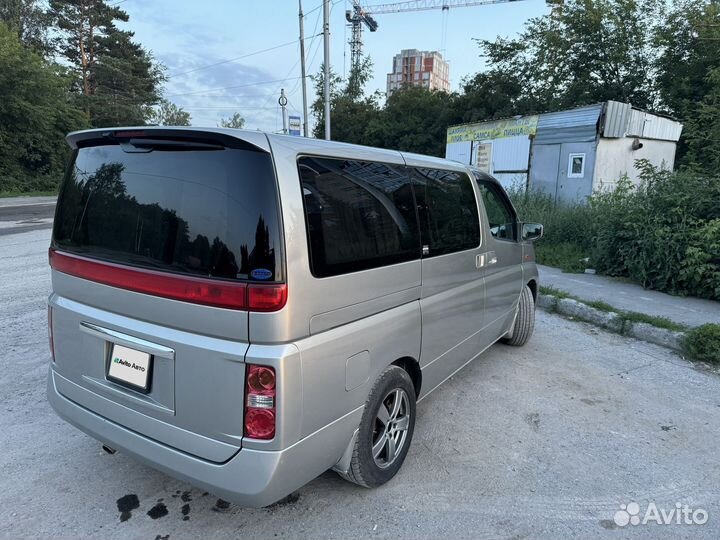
top-left (313, 0), bottom-right (720, 175)
top-left (2, 0), bottom-right (719, 195)
top-left (0, 0), bottom-right (242, 195)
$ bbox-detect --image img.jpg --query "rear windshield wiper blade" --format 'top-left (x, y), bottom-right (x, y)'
top-left (119, 138), bottom-right (225, 153)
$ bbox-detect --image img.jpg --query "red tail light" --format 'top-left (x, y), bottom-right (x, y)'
top-left (49, 249), bottom-right (287, 312)
top-left (244, 364), bottom-right (276, 440)
top-left (48, 306), bottom-right (55, 362)
top-left (248, 284), bottom-right (287, 312)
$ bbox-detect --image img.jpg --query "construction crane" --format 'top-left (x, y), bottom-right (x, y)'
top-left (345, 0), bottom-right (530, 70)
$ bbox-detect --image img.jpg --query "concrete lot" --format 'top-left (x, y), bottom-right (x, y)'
top-left (2, 228), bottom-right (719, 539)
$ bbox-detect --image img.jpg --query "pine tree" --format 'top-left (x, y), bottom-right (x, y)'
top-left (50, 0), bottom-right (164, 126)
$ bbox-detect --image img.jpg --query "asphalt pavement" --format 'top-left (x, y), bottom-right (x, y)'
top-left (0, 196), bottom-right (56, 236)
top-left (2, 228), bottom-right (720, 539)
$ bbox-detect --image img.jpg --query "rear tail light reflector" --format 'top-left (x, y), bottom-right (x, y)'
top-left (244, 365), bottom-right (276, 439)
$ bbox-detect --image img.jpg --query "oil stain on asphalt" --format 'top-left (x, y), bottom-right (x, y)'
top-left (116, 494), bottom-right (139, 522)
top-left (147, 501), bottom-right (169, 519)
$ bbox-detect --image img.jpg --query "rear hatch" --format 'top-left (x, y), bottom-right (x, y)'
top-left (49, 128), bottom-right (284, 462)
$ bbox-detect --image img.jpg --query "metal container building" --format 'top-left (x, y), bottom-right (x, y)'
top-left (445, 101), bottom-right (683, 203)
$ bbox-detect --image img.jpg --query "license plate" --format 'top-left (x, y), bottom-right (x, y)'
top-left (107, 344), bottom-right (152, 392)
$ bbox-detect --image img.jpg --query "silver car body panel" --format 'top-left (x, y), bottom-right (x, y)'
top-left (47, 128), bottom-right (539, 507)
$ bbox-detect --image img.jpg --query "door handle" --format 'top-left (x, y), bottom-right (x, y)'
top-left (475, 251), bottom-right (497, 269)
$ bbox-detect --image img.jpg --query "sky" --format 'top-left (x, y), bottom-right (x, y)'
top-left (119, 0), bottom-right (549, 132)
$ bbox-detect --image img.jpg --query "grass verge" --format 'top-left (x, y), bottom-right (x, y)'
top-left (538, 286), bottom-right (720, 364)
top-left (535, 242), bottom-right (588, 273)
top-left (682, 325), bottom-right (720, 364)
top-left (0, 190), bottom-right (57, 198)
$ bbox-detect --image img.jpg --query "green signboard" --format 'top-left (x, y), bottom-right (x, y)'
top-left (447, 116), bottom-right (539, 144)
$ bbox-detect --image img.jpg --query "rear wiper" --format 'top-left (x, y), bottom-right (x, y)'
top-left (119, 138), bottom-right (225, 153)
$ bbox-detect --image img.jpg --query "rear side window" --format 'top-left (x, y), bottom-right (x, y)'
top-left (53, 140), bottom-right (283, 282)
top-left (411, 167), bottom-right (480, 256)
top-left (298, 156), bottom-right (420, 277)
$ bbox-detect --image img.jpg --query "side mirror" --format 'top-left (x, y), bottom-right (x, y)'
top-left (521, 222), bottom-right (544, 242)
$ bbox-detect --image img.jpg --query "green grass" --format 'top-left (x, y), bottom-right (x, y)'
top-left (682, 324), bottom-right (720, 364)
top-left (539, 285), bottom-right (689, 334)
top-left (0, 189), bottom-right (57, 198)
top-left (535, 242), bottom-right (588, 273)
top-left (539, 285), bottom-right (571, 299)
top-left (584, 299), bottom-right (615, 312)
top-left (621, 311), bottom-right (688, 332)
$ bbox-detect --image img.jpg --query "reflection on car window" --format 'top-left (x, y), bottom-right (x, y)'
top-left (411, 167), bottom-right (480, 256)
top-left (53, 143), bottom-right (283, 281)
top-left (475, 177), bottom-right (517, 242)
top-left (298, 157), bottom-right (420, 277)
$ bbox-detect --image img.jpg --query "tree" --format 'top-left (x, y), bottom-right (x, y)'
top-left (50, 0), bottom-right (165, 126)
top-left (150, 100), bottom-right (191, 126)
top-left (218, 112), bottom-right (245, 129)
top-left (480, 0), bottom-right (665, 112)
top-left (310, 63), bottom-right (344, 139)
top-left (372, 86), bottom-right (455, 157)
top-left (0, 22), bottom-right (87, 193)
top-left (654, 0), bottom-right (720, 168)
top-left (0, 0), bottom-right (52, 55)
top-left (311, 59), bottom-right (381, 142)
top-left (451, 70), bottom-right (527, 125)
top-left (683, 67), bottom-right (720, 172)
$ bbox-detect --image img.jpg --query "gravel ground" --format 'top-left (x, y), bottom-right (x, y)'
top-left (2, 228), bottom-right (719, 539)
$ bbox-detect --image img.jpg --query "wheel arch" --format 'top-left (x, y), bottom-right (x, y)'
top-left (392, 356), bottom-right (422, 398)
top-left (526, 279), bottom-right (538, 302)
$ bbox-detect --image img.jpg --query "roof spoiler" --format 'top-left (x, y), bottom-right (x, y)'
top-left (66, 127), bottom-right (271, 153)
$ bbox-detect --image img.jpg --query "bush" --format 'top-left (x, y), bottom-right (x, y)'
top-left (509, 162), bottom-right (720, 300)
top-left (508, 184), bottom-right (593, 272)
top-left (682, 324), bottom-right (720, 364)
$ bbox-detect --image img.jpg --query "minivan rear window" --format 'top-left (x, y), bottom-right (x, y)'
top-left (52, 139), bottom-right (283, 282)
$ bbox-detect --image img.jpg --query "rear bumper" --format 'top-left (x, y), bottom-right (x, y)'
top-left (48, 366), bottom-right (363, 507)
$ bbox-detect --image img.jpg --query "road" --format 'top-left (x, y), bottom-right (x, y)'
top-left (0, 196), bottom-right (56, 236)
top-left (2, 228), bottom-right (720, 539)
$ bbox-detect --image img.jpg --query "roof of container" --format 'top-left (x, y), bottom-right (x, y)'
top-left (447, 101), bottom-right (682, 143)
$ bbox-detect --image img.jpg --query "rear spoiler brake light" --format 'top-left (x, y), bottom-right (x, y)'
top-left (49, 249), bottom-right (287, 312)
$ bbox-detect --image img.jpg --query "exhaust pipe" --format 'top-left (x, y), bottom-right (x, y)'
top-left (102, 444), bottom-right (117, 455)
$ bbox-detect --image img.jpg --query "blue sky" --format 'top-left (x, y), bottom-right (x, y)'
top-left (120, 0), bottom-right (549, 131)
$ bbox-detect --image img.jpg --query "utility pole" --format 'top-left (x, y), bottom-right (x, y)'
top-left (279, 89), bottom-right (288, 135)
top-left (298, 0), bottom-right (309, 137)
top-left (323, 0), bottom-right (331, 140)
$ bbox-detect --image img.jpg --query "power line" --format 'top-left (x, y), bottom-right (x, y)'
top-left (165, 75), bottom-right (305, 98)
top-left (167, 39), bottom-right (298, 79)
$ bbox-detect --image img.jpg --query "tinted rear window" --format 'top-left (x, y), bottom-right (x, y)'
top-left (298, 156), bottom-right (420, 277)
top-left (53, 140), bottom-right (283, 282)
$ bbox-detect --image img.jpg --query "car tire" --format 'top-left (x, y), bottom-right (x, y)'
top-left (503, 285), bottom-right (535, 347)
top-left (346, 365), bottom-right (416, 488)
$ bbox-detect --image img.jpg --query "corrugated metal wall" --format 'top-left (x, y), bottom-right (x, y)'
top-left (603, 101), bottom-right (632, 138)
top-left (602, 100), bottom-right (683, 141)
top-left (478, 135), bottom-right (531, 173)
top-left (626, 110), bottom-right (683, 141)
top-left (534, 104), bottom-right (603, 144)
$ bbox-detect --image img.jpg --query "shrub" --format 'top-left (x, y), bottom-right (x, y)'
top-left (682, 324), bottom-right (720, 364)
top-left (510, 162), bottom-right (720, 300)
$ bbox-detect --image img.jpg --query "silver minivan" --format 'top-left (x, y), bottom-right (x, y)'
top-left (47, 127), bottom-right (542, 507)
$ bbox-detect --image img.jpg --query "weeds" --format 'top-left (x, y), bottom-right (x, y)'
top-left (682, 324), bottom-right (720, 364)
top-left (508, 162), bottom-right (720, 300)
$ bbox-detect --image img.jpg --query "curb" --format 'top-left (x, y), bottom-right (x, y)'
top-left (538, 294), bottom-right (685, 352)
